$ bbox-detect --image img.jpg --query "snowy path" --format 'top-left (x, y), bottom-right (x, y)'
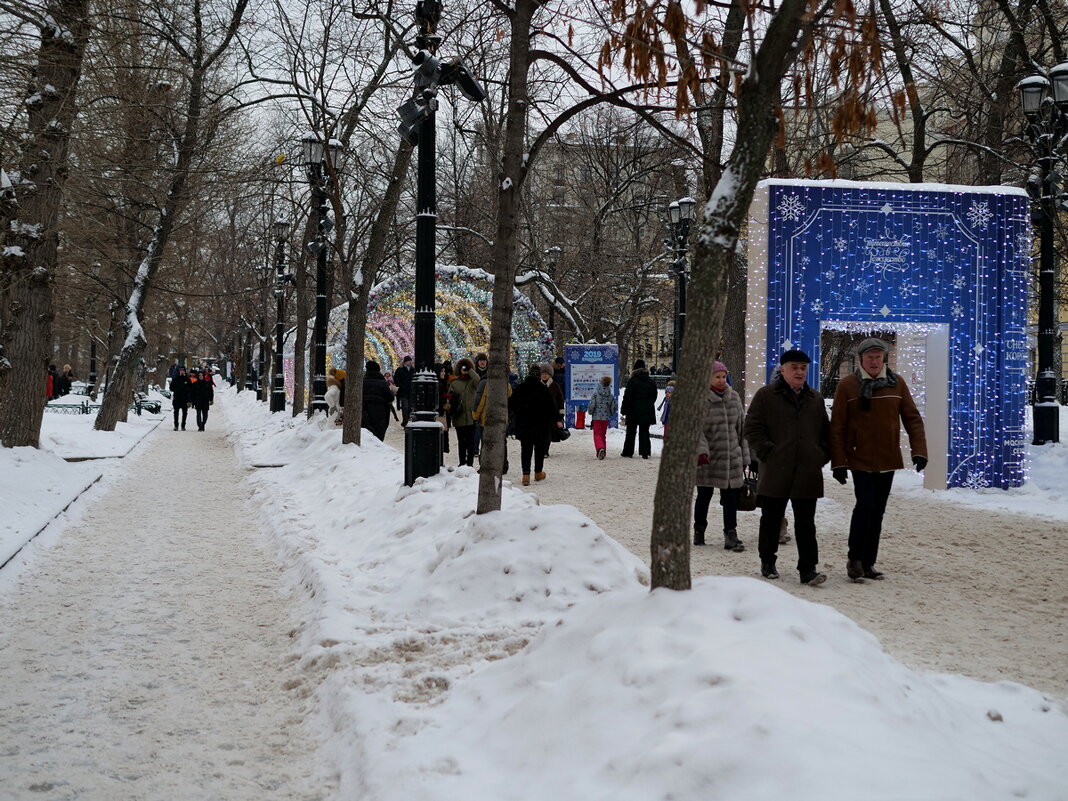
top-left (391, 424), bottom-right (1068, 698)
top-left (0, 414), bottom-right (330, 801)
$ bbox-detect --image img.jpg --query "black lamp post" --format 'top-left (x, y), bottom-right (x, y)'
top-left (270, 219), bottom-right (293, 412)
top-left (301, 131), bottom-right (342, 417)
top-left (1018, 63), bottom-right (1067, 445)
top-left (545, 245), bottom-right (561, 348)
top-left (668, 196), bottom-right (696, 374)
top-left (398, 0), bottom-right (486, 486)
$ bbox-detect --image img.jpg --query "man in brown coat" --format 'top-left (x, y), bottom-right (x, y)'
top-left (830, 337), bottom-right (927, 582)
top-left (744, 349), bottom-right (830, 586)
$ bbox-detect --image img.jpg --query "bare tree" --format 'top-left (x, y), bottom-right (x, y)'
top-left (0, 0), bottom-right (91, 448)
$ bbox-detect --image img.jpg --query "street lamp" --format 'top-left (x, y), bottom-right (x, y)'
top-left (1018, 62), bottom-right (1067, 445)
top-left (301, 131), bottom-right (342, 417)
top-left (397, 0), bottom-right (486, 486)
top-left (668, 196), bottom-right (696, 374)
top-left (544, 245), bottom-right (561, 349)
top-left (270, 219), bottom-right (293, 412)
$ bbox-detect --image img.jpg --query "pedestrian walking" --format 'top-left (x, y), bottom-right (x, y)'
top-left (744, 349), bottom-right (830, 586)
top-left (472, 352), bottom-right (490, 456)
top-left (694, 362), bottom-right (750, 552)
top-left (45, 364), bottom-right (58, 401)
top-left (54, 364), bottom-right (73, 397)
top-left (394, 355), bottom-right (414, 425)
top-left (170, 366), bottom-right (191, 430)
top-left (830, 337), bottom-right (928, 582)
top-left (361, 360), bottom-right (395, 441)
top-left (620, 359), bottom-right (657, 458)
top-left (447, 358), bottom-right (479, 466)
top-left (658, 380), bottom-right (675, 437)
top-left (586, 375), bottom-right (616, 461)
top-left (540, 363), bottom-right (565, 455)
top-left (509, 363), bottom-right (558, 485)
top-left (190, 368), bottom-right (215, 431)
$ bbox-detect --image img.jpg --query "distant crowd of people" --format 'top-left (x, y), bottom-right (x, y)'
top-left (44, 364), bottom-right (76, 401)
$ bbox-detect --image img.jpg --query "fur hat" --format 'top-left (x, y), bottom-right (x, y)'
top-left (779, 349), bottom-right (811, 365)
top-left (539, 362), bottom-right (553, 376)
top-left (633, 359), bottom-right (647, 370)
top-left (475, 352), bottom-right (488, 362)
top-left (856, 337), bottom-right (889, 356)
top-left (455, 357), bottom-right (476, 375)
top-left (713, 360), bottom-right (729, 374)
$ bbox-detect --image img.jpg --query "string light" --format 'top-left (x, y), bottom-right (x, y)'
top-left (283, 265), bottom-right (553, 400)
top-left (746, 179), bottom-right (1031, 489)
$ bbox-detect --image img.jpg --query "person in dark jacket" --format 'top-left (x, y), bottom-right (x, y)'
top-left (552, 356), bottom-right (566, 395)
top-left (447, 358), bottom-right (479, 466)
top-left (540, 363), bottom-right (565, 451)
top-left (830, 337), bottom-right (927, 582)
top-left (510, 363), bottom-right (560, 485)
top-left (620, 359), bottom-right (657, 458)
top-left (54, 364), bottom-right (72, 397)
top-left (393, 355), bottom-right (414, 426)
top-left (744, 349), bottom-right (830, 586)
top-left (190, 368), bottom-right (215, 431)
top-left (361, 361), bottom-right (395, 441)
top-left (170, 366), bottom-right (191, 430)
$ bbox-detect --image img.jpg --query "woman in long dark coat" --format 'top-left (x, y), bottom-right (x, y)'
top-left (620, 359), bottom-right (658, 458)
top-left (509, 363), bottom-right (559, 486)
top-left (361, 361), bottom-right (395, 441)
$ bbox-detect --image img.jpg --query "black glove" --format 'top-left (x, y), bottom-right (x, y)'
top-left (913, 455), bottom-right (927, 472)
top-left (832, 467), bottom-right (848, 484)
top-left (749, 461), bottom-right (759, 475)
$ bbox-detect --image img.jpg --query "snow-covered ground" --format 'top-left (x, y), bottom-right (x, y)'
top-left (1, 388), bottom-right (1066, 800)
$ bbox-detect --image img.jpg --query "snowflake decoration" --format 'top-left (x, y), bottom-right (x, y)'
top-left (899, 282), bottom-right (915, 299)
top-left (778, 194), bottom-right (805, 222)
top-left (855, 279), bottom-right (871, 299)
top-left (934, 223), bottom-right (950, 239)
top-left (951, 302), bottom-right (964, 319)
top-left (824, 269), bottom-right (836, 281)
top-left (960, 470), bottom-right (990, 490)
top-left (952, 274), bottom-right (967, 290)
top-left (800, 256), bottom-right (811, 266)
top-left (1015, 231), bottom-right (1032, 252)
top-left (834, 237), bottom-right (848, 253)
top-left (966, 201), bottom-right (993, 231)
top-left (811, 299), bottom-right (824, 314)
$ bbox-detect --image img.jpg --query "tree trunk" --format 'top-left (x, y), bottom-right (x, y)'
top-left (476, 0), bottom-right (539, 514)
top-left (650, 0), bottom-right (812, 590)
top-left (342, 140), bottom-right (413, 445)
top-left (0, 0), bottom-right (90, 448)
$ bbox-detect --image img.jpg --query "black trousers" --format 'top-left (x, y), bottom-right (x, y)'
top-left (173, 404), bottom-right (187, 429)
top-left (520, 434), bottom-right (548, 475)
top-left (455, 425), bottom-right (476, 466)
top-left (694, 486), bottom-right (739, 532)
top-left (621, 422), bottom-right (651, 457)
top-left (195, 405), bottom-right (209, 429)
top-left (758, 496), bottom-right (818, 575)
top-left (848, 471), bottom-right (895, 568)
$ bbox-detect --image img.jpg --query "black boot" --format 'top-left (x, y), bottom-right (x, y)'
top-left (723, 529), bottom-right (745, 552)
top-left (693, 521), bottom-right (707, 546)
top-left (761, 561), bottom-right (779, 579)
top-left (847, 559), bottom-right (866, 583)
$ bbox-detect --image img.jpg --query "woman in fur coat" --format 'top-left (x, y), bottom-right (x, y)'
top-left (694, 361), bottom-right (750, 551)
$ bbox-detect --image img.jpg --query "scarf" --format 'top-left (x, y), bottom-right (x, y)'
top-left (856, 366), bottom-right (897, 410)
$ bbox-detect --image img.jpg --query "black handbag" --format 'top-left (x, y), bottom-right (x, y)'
top-left (557, 427), bottom-right (571, 441)
top-left (736, 470), bottom-right (759, 512)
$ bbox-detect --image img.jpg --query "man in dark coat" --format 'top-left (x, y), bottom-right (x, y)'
top-left (509, 364), bottom-right (560, 485)
top-left (361, 360), bottom-right (395, 441)
top-left (744, 349), bottom-right (830, 586)
top-left (170, 366), bottom-right (191, 431)
top-left (620, 359), bottom-right (657, 458)
top-left (393, 355), bottom-right (414, 426)
top-left (830, 337), bottom-right (927, 582)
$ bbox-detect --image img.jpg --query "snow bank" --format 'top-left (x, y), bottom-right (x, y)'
top-left (221, 388), bottom-right (1068, 801)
